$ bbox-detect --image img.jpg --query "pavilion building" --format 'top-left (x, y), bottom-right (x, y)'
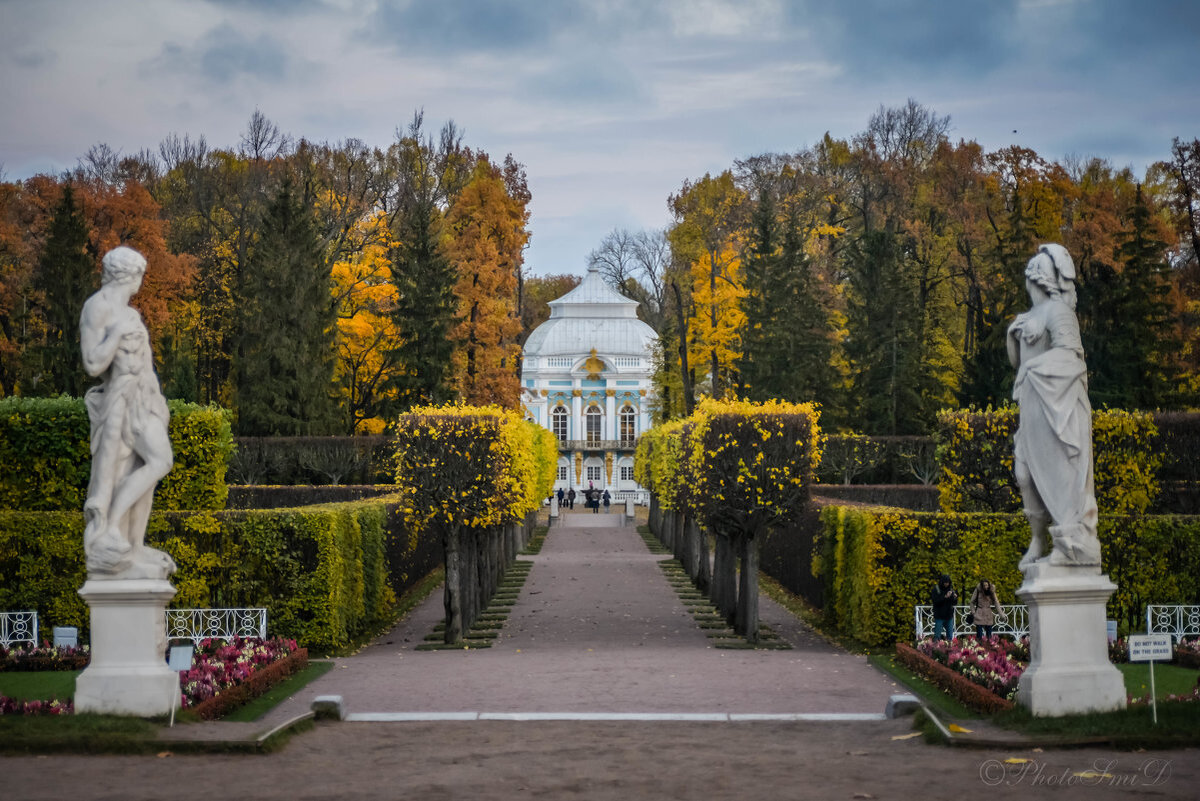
top-left (520, 265), bottom-right (658, 501)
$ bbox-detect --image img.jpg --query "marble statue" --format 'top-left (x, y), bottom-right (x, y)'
top-left (1007, 243), bottom-right (1100, 569)
top-left (79, 246), bottom-right (175, 580)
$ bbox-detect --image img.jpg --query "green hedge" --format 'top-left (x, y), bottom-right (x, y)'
top-left (815, 506), bottom-right (1200, 647)
top-left (0, 397), bottom-right (233, 511)
top-left (0, 498), bottom-right (410, 652)
top-left (935, 407), bottom-right (1160, 515)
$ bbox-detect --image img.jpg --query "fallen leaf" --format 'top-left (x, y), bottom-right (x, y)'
top-left (1032, 747), bottom-right (1044, 753)
top-left (1004, 758), bottom-right (1030, 764)
top-left (156, 751), bottom-right (172, 758)
top-left (1073, 771), bottom-right (1113, 780)
top-left (890, 732), bottom-right (922, 740)
top-left (853, 794), bottom-right (874, 799)
top-left (947, 724), bottom-right (973, 733)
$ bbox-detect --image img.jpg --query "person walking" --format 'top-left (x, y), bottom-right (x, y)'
top-left (587, 481), bottom-right (599, 513)
top-left (602, 489), bottom-right (611, 513)
top-left (930, 574), bottom-right (957, 641)
top-left (969, 579), bottom-right (1002, 639)
top-left (556, 487), bottom-right (565, 507)
top-left (567, 488), bottom-right (576, 510)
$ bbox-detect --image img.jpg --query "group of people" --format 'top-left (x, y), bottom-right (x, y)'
top-left (930, 574), bottom-right (1003, 641)
top-left (555, 482), bottom-right (611, 513)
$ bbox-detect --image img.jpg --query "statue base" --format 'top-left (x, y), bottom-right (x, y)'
top-left (1015, 563), bottom-right (1126, 717)
top-left (74, 579), bottom-right (179, 717)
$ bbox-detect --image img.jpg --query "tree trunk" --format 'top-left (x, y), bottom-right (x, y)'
top-left (735, 532), bottom-right (760, 643)
top-left (673, 510), bottom-right (685, 562)
top-left (691, 515), bottom-right (705, 592)
top-left (443, 524), bottom-right (463, 643)
top-left (711, 531), bottom-right (737, 624)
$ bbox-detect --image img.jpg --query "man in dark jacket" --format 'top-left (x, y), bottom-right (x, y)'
top-left (931, 574), bottom-right (957, 641)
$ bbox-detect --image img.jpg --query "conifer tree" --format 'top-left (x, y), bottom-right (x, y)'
top-left (236, 179), bottom-right (337, 435)
top-left (32, 184), bottom-right (93, 396)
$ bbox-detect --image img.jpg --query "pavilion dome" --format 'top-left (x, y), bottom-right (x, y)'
top-left (522, 266), bottom-right (658, 358)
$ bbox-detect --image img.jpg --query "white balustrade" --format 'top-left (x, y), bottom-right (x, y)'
top-left (0, 610), bottom-right (38, 648)
top-left (165, 608), bottom-right (267, 645)
top-left (1145, 605), bottom-right (1200, 644)
top-left (913, 604), bottom-right (1029, 640)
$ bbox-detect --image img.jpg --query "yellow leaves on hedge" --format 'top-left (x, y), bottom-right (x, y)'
top-left (392, 403), bottom-right (555, 532)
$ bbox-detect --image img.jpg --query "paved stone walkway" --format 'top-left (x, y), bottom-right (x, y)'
top-left (250, 511), bottom-right (899, 723)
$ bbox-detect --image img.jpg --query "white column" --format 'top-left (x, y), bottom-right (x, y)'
top-left (605, 392), bottom-right (616, 441)
top-left (571, 385), bottom-right (582, 442)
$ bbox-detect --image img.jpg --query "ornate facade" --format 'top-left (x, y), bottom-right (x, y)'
top-left (520, 265), bottom-right (657, 500)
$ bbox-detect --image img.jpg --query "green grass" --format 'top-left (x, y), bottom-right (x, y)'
top-left (994, 701), bottom-right (1200, 748)
top-left (220, 660), bottom-right (336, 722)
top-left (324, 566), bottom-right (445, 657)
top-left (0, 713), bottom-right (164, 755)
top-left (1117, 662), bottom-right (1199, 700)
top-left (0, 670), bottom-right (79, 701)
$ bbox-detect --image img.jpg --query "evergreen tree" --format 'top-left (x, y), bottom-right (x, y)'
top-left (31, 184), bottom-right (93, 396)
top-left (236, 179), bottom-right (337, 435)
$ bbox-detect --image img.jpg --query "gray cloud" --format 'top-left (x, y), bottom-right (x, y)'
top-left (791, 0), bottom-right (1020, 79)
top-left (148, 23), bottom-right (293, 83)
top-left (366, 0), bottom-right (591, 53)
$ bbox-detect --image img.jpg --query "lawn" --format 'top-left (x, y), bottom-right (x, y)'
top-left (0, 670), bottom-right (78, 701)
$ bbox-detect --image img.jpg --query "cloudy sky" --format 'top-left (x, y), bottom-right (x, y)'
top-left (1, 0), bottom-right (1196, 276)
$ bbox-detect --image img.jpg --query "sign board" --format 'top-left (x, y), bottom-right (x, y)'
top-left (168, 644), bottom-right (195, 672)
top-left (1128, 634), bottom-right (1173, 662)
top-left (1106, 620), bottom-right (1118, 643)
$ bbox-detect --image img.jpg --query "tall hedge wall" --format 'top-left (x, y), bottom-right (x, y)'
top-left (813, 506), bottom-right (1200, 646)
top-left (0, 496), bottom-right (436, 653)
top-left (0, 396), bottom-right (233, 511)
top-left (935, 407), bottom-right (1160, 515)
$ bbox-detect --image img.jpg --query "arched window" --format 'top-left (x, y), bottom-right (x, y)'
top-left (585, 405), bottom-right (602, 443)
top-left (552, 406), bottom-right (568, 441)
top-left (619, 405), bottom-right (636, 444)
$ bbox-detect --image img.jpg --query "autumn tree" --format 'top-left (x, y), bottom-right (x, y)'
top-left (445, 158), bottom-right (529, 407)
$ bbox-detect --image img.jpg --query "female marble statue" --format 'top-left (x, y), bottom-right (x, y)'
top-left (79, 246), bottom-right (175, 579)
top-left (1007, 244), bottom-right (1100, 569)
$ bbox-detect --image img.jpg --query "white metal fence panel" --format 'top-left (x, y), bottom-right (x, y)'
top-left (914, 604), bottom-right (1029, 640)
top-left (0, 610), bottom-right (38, 648)
top-left (1145, 605), bottom-right (1200, 644)
top-left (165, 608), bottom-right (268, 645)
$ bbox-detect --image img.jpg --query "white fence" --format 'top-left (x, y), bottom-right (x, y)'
top-left (165, 608), bottom-right (268, 645)
top-left (1145, 605), bottom-right (1200, 644)
top-left (914, 604), bottom-right (1029, 640)
top-left (0, 610), bottom-right (38, 648)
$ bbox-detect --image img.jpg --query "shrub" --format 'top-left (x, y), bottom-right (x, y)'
top-left (0, 396), bottom-right (232, 511)
top-left (935, 407), bottom-right (1160, 515)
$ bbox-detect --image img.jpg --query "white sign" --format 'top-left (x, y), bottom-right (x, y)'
top-left (1128, 634), bottom-right (1173, 662)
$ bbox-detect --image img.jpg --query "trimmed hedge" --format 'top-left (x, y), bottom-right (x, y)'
top-left (935, 407), bottom-right (1160, 515)
top-left (0, 496), bottom-right (436, 653)
top-left (812, 506), bottom-right (1200, 647)
top-left (0, 396), bottom-right (233, 511)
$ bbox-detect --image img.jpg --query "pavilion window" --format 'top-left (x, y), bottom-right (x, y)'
top-left (586, 406), bottom-right (602, 443)
top-left (619, 405), bottom-right (636, 444)
top-left (552, 406), bottom-right (568, 441)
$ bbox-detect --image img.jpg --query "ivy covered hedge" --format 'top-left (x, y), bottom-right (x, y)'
top-left (935, 407), bottom-right (1160, 515)
top-left (0, 397), bottom-right (233, 511)
top-left (813, 505), bottom-right (1200, 646)
top-left (0, 496), bottom-right (432, 653)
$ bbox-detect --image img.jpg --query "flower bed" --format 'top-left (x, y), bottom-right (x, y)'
top-left (0, 644), bottom-right (90, 672)
top-left (1176, 638), bottom-right (1200, 670)
top-left (895, 640), bottom-right (1018, 714)
top-left (0, 696), bottom-right (72, 715)
top-left (180, 637), bottom-right (306, 720)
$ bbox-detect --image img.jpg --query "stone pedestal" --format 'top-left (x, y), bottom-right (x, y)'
top-left (1016, 564), bottom-right (1126, 717)
top-left (75, 579), bottom-right (179, 717)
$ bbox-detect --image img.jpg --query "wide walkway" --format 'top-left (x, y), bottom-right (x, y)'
top-left (260, 509), bottom-right (899, 720)
top-left (6, 514), bottom-right (1200, 800)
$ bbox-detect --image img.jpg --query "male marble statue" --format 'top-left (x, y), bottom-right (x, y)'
top-left (79, 246), bottom-right (175, 580)
top-left (1007, 243), bottom-right (1100, 568)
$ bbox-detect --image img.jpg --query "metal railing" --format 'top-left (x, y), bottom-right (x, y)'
top-left (557, 439), bottom-right (638, 452)
top-left (1146, 605), bottom-right (1200, 643)
top-left (0, 610), bottom-right (38, 648)
top-left (914, 604), bottom-right (1029, 640)
top-left (165, 608), bottom-right (268, 645)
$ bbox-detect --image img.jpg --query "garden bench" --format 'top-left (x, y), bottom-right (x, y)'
top-left (0, 610), bottom-right (38, 648)
top-left (1145, 605), bottom-right (1200, 643)
top-left (165, 607), bottom-right (268, 645)
top-left (914, 604), bottom-right (1029, 640)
